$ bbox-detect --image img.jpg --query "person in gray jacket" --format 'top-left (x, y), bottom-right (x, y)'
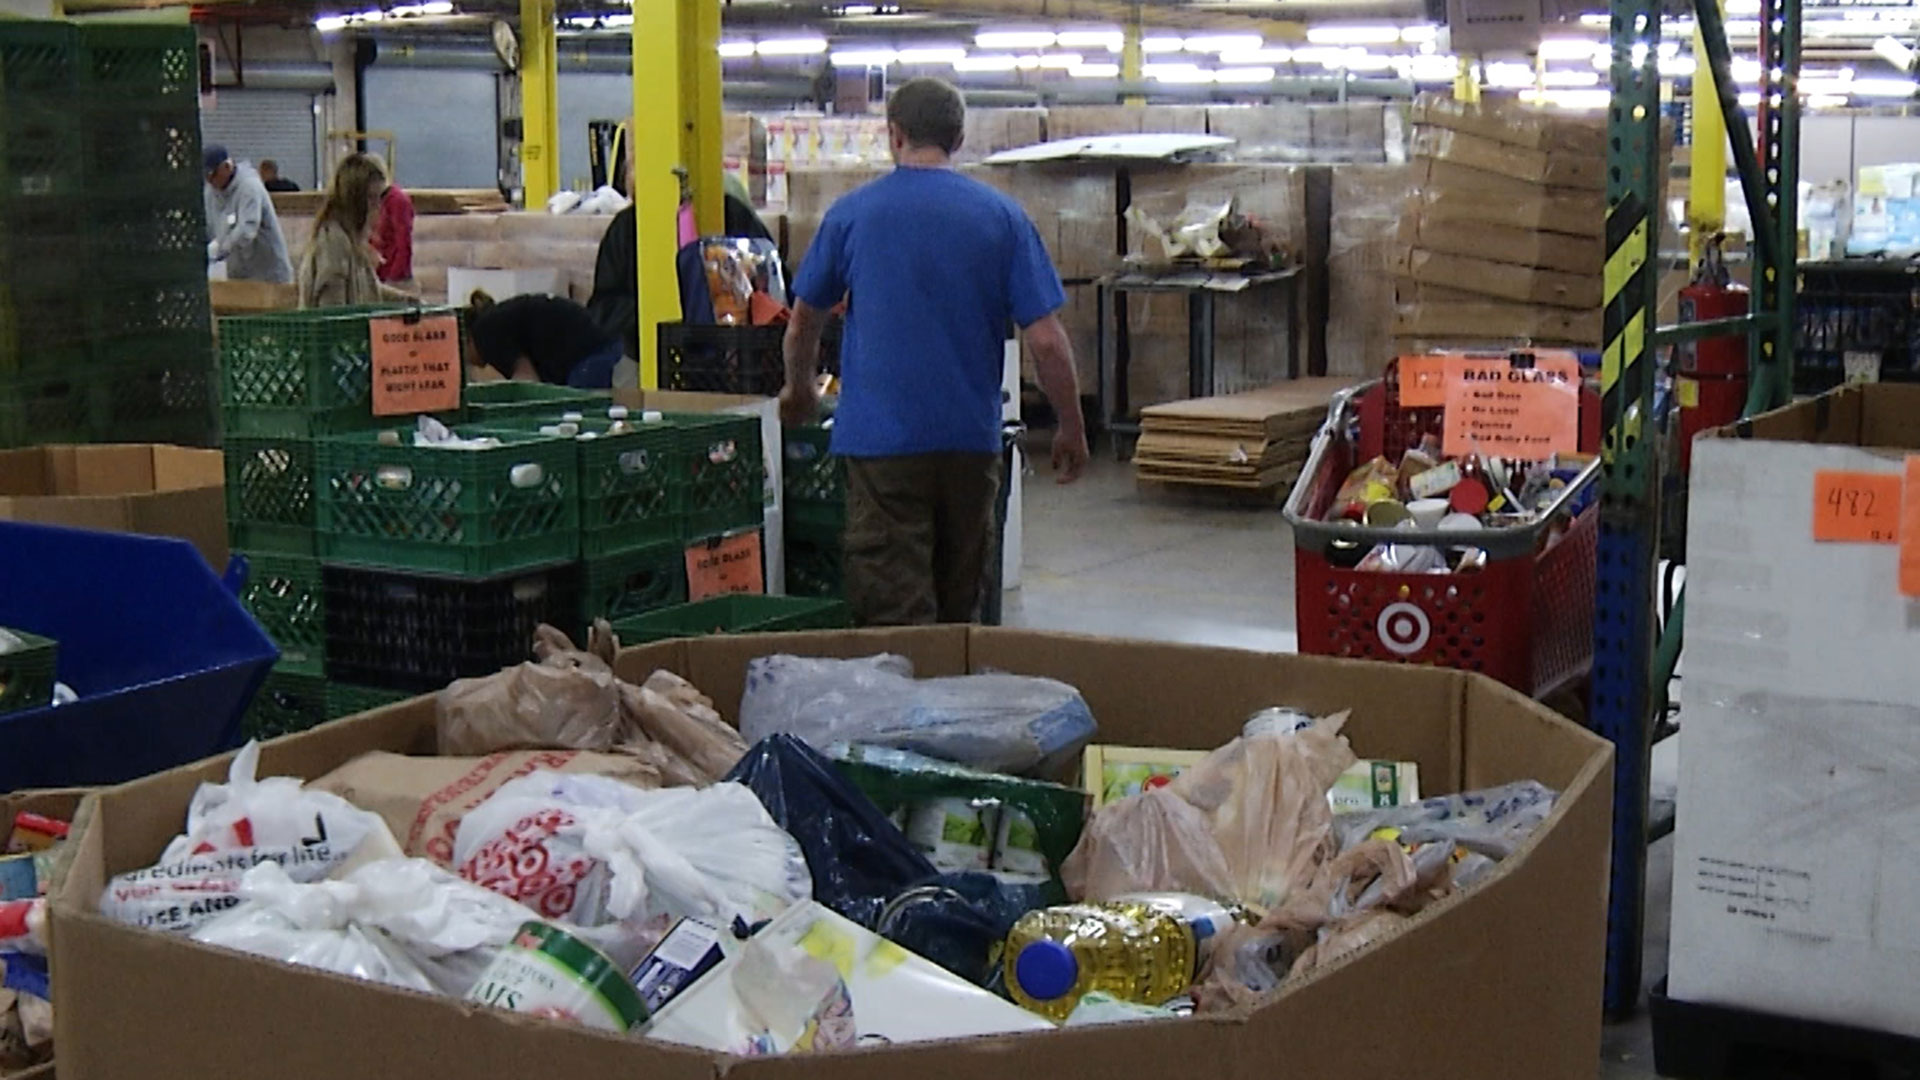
top-left (204, 144), bottom-right (293, 284)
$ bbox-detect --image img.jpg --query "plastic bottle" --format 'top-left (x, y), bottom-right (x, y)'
top-left (1002, 893), bottom-right (1234, 1022)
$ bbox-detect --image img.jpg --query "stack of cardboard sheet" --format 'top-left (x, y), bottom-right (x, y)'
top-left (1133, 377), bottom-right (1354, 491)
top-left (270, 188), bottom-right (510, 217)
top-left (1390, 96), bottom-right (1606, 355)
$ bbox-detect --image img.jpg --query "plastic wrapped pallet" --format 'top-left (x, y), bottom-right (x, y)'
top-left (1046, 104), bottom-right (1209, 139)
top-left (1396, 214), bottom-right (1603, 275)
top-left (1205, 105), bottom-right (1315, 162)
top-left (1326, 164), bottom-right (1412, 379)
top-left (1307, 104), bottom-right (1390, 164)
top-left (1409, 126), bottom-right (1605, 191)
top-left (1409, 94), bottom-right (1605, 156)
top-left (1395, 247), bottom-right (1601, 310)
top-left (954, 107), bottom-right (1047, 164)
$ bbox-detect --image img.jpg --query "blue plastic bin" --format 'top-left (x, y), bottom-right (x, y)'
top-left (0, 522), bottom-right (278, 791)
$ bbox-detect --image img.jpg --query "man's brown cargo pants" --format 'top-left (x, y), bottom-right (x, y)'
top-left (842, 452), bottom-right (1002, 626)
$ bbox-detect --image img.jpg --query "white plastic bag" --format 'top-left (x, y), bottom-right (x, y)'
top-left (100, 742), bottom-right (395, 935)
top-left (453, 773), bottom-right (810, 933)
top-left (192, 858), bottom-right (540, 995)
top-left (737, 654), bottom-right (1097, 776)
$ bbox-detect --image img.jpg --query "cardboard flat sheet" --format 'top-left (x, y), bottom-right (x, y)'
top-left (984, 134), bottom-right (1232, 165)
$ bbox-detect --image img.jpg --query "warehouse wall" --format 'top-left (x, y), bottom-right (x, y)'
top-left (557, 71), bottom-right (632, 193)
top-left (363, 66), bottom-right (500, 189)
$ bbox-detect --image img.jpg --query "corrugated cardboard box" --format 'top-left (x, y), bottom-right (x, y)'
top-left (1410, 126), bottom-right (1605, 191)
top-left (1396, 247), bottom-right (1602, 309)
top-left (1397, 214), bottom-right (1603, 275)
top-left (1205, 105), bottom-right (1315, 162)
top-left (1412, 158), bottom-right (1606, 238)
top-left (1327, 164), bottom-right (1412, 378)
top-left (1047, 104), bottom-right (1209, 140)
top-left (50, 626), bottom-right (1612, 1080)
top-left (208, 280), bottom-right (299, 315)
top-left (1410, 95), bottom-right (1605, 156)
top-left (1, 788), bottom-right (85, 1080)
top-left (1392, 296), bottom-right (1603, 345)
top-left (0, 445), bottom-right (225, 570)
top-left (1671, 384), bottom-right (1920, 1038)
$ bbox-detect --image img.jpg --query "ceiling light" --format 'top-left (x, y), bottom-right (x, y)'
top-left (1037, 52), bottom-right (1084, 68)
top-left (1405, 55), bottom-right (1460, 82)
top-left (1069, 61), bottom-right (1120, 77)
top-left (1537, 36), bottom-right (1600, 59)
top-left (1737, 90), bottom-right (1760, 105)
top-left (1658, 40), bottom-right (1680, 57)
top-left (1183, 34), bottom-right (1264, 53)
top-left (831, 48), bottom-right (896, 65)
top-left (1218, 47), bottom-right (1292, 65)
top-left (1853, 76), bottom-right (1918, 96)
top-left (1401, 24), bottom-right (1439, 43)
top-left (755, 38), bottom-right (829, 55)
top-left (1659, 55), bottom-right (1696, 76)
top-left (1874, 35), bottom-right (1916, 71)
top-left (1541, 68), bottom-right (1600, 86)
top-left (1340, 50), bottom-right (1395, 71)
top-left (951, 53), bottom-right (1018, 71)
top-left (1144, 61), bottom-right (1209, 81)
top-left (1057, 30), bottom-right (1124, 51)
top-left (718, 40), bottom-right (756, 58)
top-left (1014, 54), bottom-right (1042, 70)
top-left (1288, 46), bottom-right (1347, 65)
top-left (314, 15), bottom-right (349, 32)
top-left (1141, 36), bottom-right (1184, 54)
top-left (897, 45), bottom-right (966, 64)
top-left (975, 30), bottom-right (1055, 49)
top-left (838, 5), bottom-right (879, 15)
top-left (1485, 60), bottom-right (1536, 87)
top-left (1724, 0), bottom-right (1760, 13)
top-left (1214, 65), bottom-right (1276, 83)
top-left (1725, 19), bottom-right (1761, 36)
top-left (1800, 75), bottom-right (1853, 95)
top-left (1304, 24), bottom-right (1400, 45)
top-left (1580, 13), bottom-right (1610, 26)
top-left (1731, 57), bottom-right (1761, 82)
top-left (390, 1), bottom-right (452, 16)
top-left (1807, 94), bottom-right (1848, 107)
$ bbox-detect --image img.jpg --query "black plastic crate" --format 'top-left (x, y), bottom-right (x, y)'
top-left (1650, 979), bottom-right (1920, 1079)
top-left (0, 370), bottom-right (91, 449)
top-left (0, 279), bottom-right (93, 371)
top-left (1794, 260), bottom-right (1920, 395)
top-left (784, 518), bottom-right (844, 599)
top-left (93, 281), bottom-right (212, 340)
top-left (89, 191), bottom-right (205, 277)
top-left (658, 323), bottom-right (785, 396)
top-left (242, 670), bottom-right (330, 741)
top-left (580, 540), bottom-right (688, 633)
top-left (322, 562), bottom-right (580, 693)
top-left (93, 350), bottom-right (216, 447)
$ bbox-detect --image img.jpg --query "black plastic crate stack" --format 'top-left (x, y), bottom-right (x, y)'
top-left (782, 423), bottom-right (846, 599)
top-left (1794, 259), bottom-right (1920, 395)
top-left (0, 23), bottom-right (214, 449)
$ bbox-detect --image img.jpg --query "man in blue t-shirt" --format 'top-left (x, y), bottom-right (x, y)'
top-left (781, 77), bottom-right (1089, 627)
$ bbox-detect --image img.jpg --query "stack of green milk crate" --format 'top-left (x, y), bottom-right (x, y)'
top-left (782, 424), bottom-right (847, 599)
top-left (0, 22), bottom-right (215, 448)
top-left (466, 384), bottom-right (769, 635)
top-left (221, 305), bottom-right (464, 739)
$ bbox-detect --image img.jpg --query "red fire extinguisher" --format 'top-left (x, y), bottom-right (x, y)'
top-left (1674, 237), bottom-right (1748, 475)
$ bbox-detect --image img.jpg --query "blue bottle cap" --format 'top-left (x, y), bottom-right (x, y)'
top-left (1014, 940), bottom-right (1080, 1002)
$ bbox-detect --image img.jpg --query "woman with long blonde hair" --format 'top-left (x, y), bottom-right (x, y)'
top-left (298, 152), bottom-right (413, 308)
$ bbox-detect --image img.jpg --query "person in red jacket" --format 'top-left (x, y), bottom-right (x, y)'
top-left (372, 181), bottom-right (415, 285)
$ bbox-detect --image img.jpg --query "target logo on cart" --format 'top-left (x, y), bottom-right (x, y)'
top-left (1376, 602), bottom-right (1431, 656)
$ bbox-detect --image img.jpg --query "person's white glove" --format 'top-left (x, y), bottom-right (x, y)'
top-left (207, 240), bottom-right (224, 262)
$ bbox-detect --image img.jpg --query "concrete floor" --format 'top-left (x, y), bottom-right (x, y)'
top-left (1002, 449), bottom-right (1674, 1079)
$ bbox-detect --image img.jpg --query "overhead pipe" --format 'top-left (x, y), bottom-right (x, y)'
top-left (208, 60), bottom-right (335, 92)
top-left (888, 0), bottom-right (1309, 41)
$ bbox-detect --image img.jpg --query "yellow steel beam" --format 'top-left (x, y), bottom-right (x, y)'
top-left (1689, 12), bottom-right (1727, 269)
top-left (633, 0), bottom-right (684, 388)
top-left (1454, 56), bottom-right (1480, 102)
top-left (680, 0), bottom-right (723, 236)
top-left (519, 0), bottom-right (560, 206)
top-left (1120, 8), bottom-right (1144, 105)
top-left (901, 0), bottom-right (1305, 41)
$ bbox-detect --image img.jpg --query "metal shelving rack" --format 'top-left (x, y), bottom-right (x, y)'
top-left (1595, 0), bottom-right (1799, 1017)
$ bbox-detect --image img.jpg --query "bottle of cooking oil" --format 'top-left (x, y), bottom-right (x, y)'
top-left (1003, 894), bottom-right (1233, 1022)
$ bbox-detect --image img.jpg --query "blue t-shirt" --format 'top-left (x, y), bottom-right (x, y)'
top-left (793, 166), bottom-right (1066, 457)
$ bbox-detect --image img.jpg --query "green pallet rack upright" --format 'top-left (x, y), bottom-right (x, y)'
top-left (1596, 0), bottom-right (1798, 1016)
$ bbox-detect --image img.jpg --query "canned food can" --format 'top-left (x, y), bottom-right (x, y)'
top-left (465, 921), bottom-right (648, 1033)
top-left (905, 798), bottom-right (993, 871)
top-left (992, 806), bottom-right (1049, 878)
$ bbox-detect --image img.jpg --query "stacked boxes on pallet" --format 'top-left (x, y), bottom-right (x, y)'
top-left (0, 23), bottom-right (215, 448)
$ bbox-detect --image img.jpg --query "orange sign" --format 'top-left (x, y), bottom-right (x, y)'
top-left (369, 314), bottom-right (461, 417)
top-left (1441, 354), bottom-right (1581, 459)
top-left (1812, 470), bottom-right (1902, 544)
top-left (1901, 458), bottom-right (1920, 598)
top-left (686, 530), bottom-right (765, 601)
top-left (1398, 355), bottom-right (1450, 407)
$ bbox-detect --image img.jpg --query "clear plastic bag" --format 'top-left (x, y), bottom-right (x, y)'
top-left (1061, 787), bottom-right (1234, 901)
top-left (738, 654), bottom-right (1097, 776)
top-left (621, 671), bottom-right (749, 780)
top-left (1330, 779), bottom-right (1558, 860)
top-left (453, 772), bottom-right (811, 933)
top-left (436, 661), bottom-right (626, 755)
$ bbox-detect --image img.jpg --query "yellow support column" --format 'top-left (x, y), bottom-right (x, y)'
top-left (1454, 56), bottom-right (1481, 102)
top-left (1688, 15), bottom-right (1727, 269)
top-left (680, 0), bottom-right (724, 236)
top-left (633, 0), bottom-right (685, 388)
top-left (1121, 9), bottom-right (1144, 106)
top-left (519, 0), bottom-right (560, 206)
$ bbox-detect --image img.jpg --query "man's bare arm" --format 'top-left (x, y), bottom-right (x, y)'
top-left (781, 300), bottom-right (828, 426)
top-left (1022, 312), bottom-right (1090, 483)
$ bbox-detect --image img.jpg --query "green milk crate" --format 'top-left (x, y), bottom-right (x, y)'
top-left (611, 594), bottom-right (849, 646)
top-left (315, 426), bottom-right (580, 577)
top-left (473, 413), bottom-right (683, 555)
top-left (242, 670), bottom-right (329, 741)
top-left (784, 518), bottom-right (845, 600)
top-left (0, 626), bottom-right (56, 715)
top-left (224, 435), bottom-right (317, 556)
top-left (219, 305), bottom-right (465, 438)
top-left (464, 381), bottom-right (611, 421)
top-left (581, 539), bottom-right (689, 634)
top-left (677, 414), bottom-right (764, 540)
top-left (782, 423), bottom-right (845, 531)
top-left (325, 681), bottom-right (414, 719)
top-left (237, 553), bottom-right (325, 676)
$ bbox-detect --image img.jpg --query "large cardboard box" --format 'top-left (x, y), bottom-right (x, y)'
top-left (1410, 158), bottom-right (1606, 238)
top-left (1670, 384), bottom-right (1920, 1037)
top-left (1410, 95), bottom-right (1605, 156)
top-left (1396, 247), bottom-right (1602, 310)
top-left (1397, 214), bottom-right (1602, 275)
top-left (50, 627), bottom-right (1613, 1080)
top-left (1410, 126), bottom-right (1604, 191)
top-left (0, 445), bottom-right (225, 570)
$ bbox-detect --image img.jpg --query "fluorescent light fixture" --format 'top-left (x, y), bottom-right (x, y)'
top-left (1874, 35), bottom-right (1916, 71)
top-left (1214, 65), bottom-right (1276, 83)
top-left (1731, 57), bottom-right (1760, 82)
top-left (1288, 46), bottom-right (1348, 66)
top-left (1800, 76), bottom-right (1853, 95)
top-left (755, 37), bottom-right (829, 55)
top-left (1725, 19), bottom-right (1761, 36)
top-left (975, 30), bottom-right (1055, 49)
top-left (1658, 39), bottom-right (1679, 58)
top-left (1485, 60), bottom-right (1536, 87)
top-left (1141, 36), bottom-right (1185, 54)
top-left (1405, 55), bottom-right (1460, 82)
top-left (897, 45), bottom-right (966, 64)
top-left (1218, 47), bottom-right (1292, 65)
top-left (1522, 88), bottom-right (1610, 109)
top-left (718, 40), bottom-right (756, 57)
top-left (1724, 0), bottom-right (1760, 13)
top-left (1541, 68), bottom-right (1600, 86)
top-left (1853, 76), bottom-right (1918, 96)
top-left (838, 4), bottom-right (879, 15)
top-left (314, 15), bottom-right (349, 32)
top-left (952, 53), bottom-right (1018, 71)
top-left (1807, 93), bottom-right (1849, 107)
top-left (355, 11), bottom-right (383, 22)
top-left (1037, 52), bottom-right (1084, 68)
top-left (1580, 13), bottom-right (1610, 26)
top-left (1631, 41), bottom-right (1649, 68)
top-left (1014, 54), bottom-right (1042, 70)
top-left (1184, 34), bottom-right (1264, 53)
top-left (569, 13), bottom-right (631, 27)
top-left (1144, 61), bottom-right (1208, 80)
top-left (1401, 23), bottom-right (1439, 43)
top-left (1057, 30), bottom-right (1124, 51)
top-left (1069, 61), bottom-right (1120, 78)
top-left (831, 48), bottom-right (897, 65)
top-left (1659, 54), bottom-right (1697, 76)
top-left (1304, 24), bottom-right (1400, 45)
top-left (390, 1), bottom-right (452, 16)
top-left (1737, 90), bottom-right (1760, 105)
